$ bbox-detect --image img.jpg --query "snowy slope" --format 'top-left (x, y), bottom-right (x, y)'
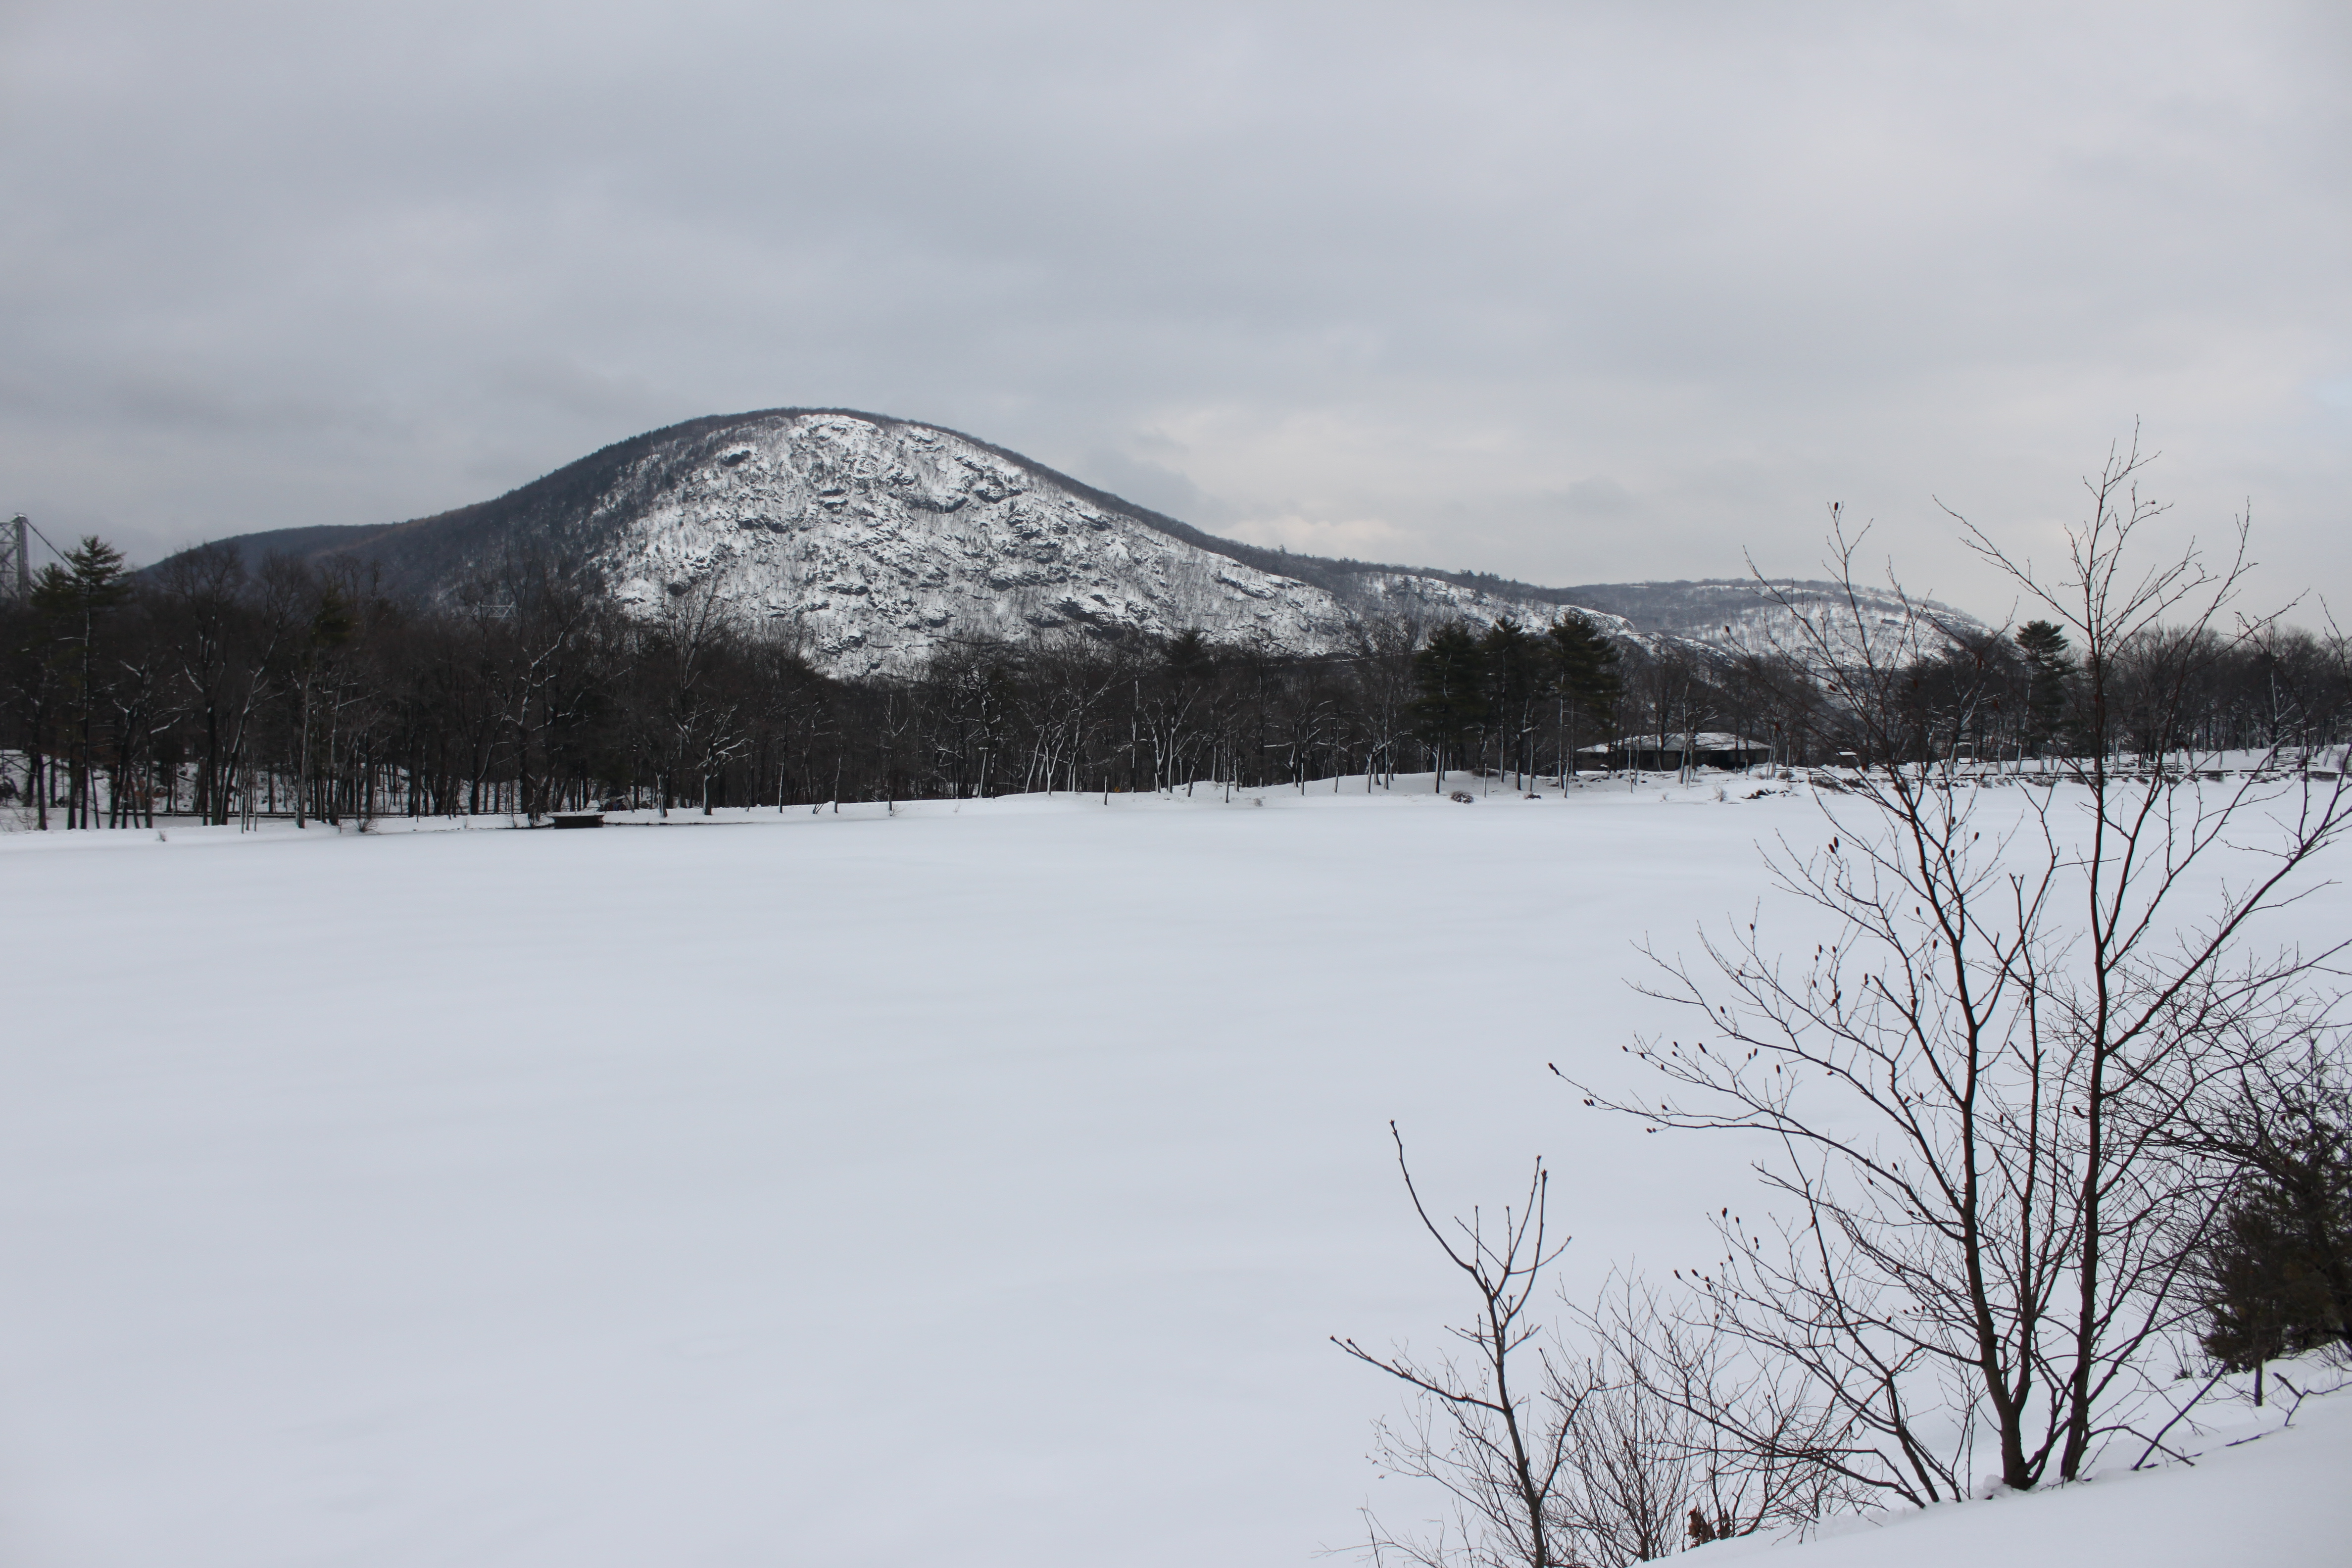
top-left (1701, 1362), bottom-right (2351, 1568)
top-left (157, 410), bottom-right (1625, 677)
top-left (586, 412), bottom-right (1605, 675)
top-left (2, 785), bottom-right (2343, 1567)
top-left (1557, 578), bottom-right (1988, 654)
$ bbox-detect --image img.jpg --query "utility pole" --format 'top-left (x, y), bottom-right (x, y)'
top-left (3, 514), bottom-right (26, 596)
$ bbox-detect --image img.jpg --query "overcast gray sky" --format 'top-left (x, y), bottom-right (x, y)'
top-left (3, 0), bottom-right (2346, 620)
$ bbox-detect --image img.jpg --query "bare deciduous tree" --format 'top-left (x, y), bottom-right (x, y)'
top-left (1336, 1127), bottom-right (1585, 1568)
top-left (1338, 1136), bottom-right (1864, 1567)
top-left (1568, 1274), bottom-right (1870, 1551)
top-left (1570, 440), bottom-right (2352, 1493)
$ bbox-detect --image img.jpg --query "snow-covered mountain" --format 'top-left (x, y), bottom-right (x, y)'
top-left (158, 407), bottom-right (1994, 676)
top-left (1556, 577), bottom-right (1990, 658)
top-left (164, 409), bottom-right (1626, 677)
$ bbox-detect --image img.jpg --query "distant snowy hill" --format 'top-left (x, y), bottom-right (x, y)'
top-left (155, 410), bottom-right (1637, 677)
top-left (154, 408), bottom-right (1986, 677)
top-left (1557, 577), bottom-right (1990, 659)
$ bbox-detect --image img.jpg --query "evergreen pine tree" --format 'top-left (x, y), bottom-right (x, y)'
top-left (1411, 622), bottom-right (1488, 785)
top-left (1480, 617), bottom-right (1546, 785)
top-left (1547, 613), bottom-right (1622, 776)
top-left (29, 537), bottom-right (132, 828)
top-left (2194, 1078), bottom-right (2352, 1376)
top-left (2014, 619), bottom-right (2073, 759)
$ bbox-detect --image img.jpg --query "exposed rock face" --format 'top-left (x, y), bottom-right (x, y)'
top-left (611, 415), bottom-right (1235, 670)
top-left (1552, 577), bottom-right (1987, 655)
top-left (167, 408), bottom-right (1610, 677)
top-left (152, 407), bottom-right (1984, 678)
top-left (588, 412), bottom-right (1615, 675)
top-left (1554, 578), bottom-right (1989, 672)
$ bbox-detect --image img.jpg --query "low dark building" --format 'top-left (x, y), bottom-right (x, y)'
top-left (1581, 732), bottom-right (1772, 772)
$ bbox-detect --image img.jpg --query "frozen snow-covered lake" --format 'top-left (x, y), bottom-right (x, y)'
top-left (2, 778), bottom-right (2340, 1566)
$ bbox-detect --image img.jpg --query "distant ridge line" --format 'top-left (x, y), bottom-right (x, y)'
top-left (141, 408), bottom-right (1985, 661)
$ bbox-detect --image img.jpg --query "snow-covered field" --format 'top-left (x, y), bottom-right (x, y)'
top-left (2, 778), bottom-right (2346, 1566)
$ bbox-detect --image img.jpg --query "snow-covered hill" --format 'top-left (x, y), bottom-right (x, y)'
top-left (586, 412), bottom-right (1619, 675)
top-left (1559, 577), bottom-right (1990, 660)
top-left (1700, 1359), bottom-right (2350, 1568)
top-left (152, 410), bottom-right (2009, 677)
top-left (157, 410), bottom-right (1625, 677)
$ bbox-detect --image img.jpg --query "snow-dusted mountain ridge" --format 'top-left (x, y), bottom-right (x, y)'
top-left (157, 409), bottom-right (1981, 676)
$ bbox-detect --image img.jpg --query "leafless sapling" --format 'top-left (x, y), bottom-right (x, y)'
top-left (1335, 1126), bottom-right (1587, 1568)
top-left (1570, 441), bottom-right (2352, 1492)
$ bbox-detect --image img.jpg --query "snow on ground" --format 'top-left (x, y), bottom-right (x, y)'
top-left (1701, 1360), bottom-right (2352, 1568)
top-left (1, 775), bottom-right (2347, 1567)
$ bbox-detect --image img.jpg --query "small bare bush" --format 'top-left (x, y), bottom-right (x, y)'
top-left (1338, 1131), bottom-right (1862, 1567)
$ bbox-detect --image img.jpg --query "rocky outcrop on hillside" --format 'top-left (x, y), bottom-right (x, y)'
top-left (584, 412), bottom-right (1607, 675)
top-left (1557, 577), bottom-right (1989, 664)
top-left (150, 408), bottom-right (1985, 677)
top-left (158, 409), bottom-right (1622, 677)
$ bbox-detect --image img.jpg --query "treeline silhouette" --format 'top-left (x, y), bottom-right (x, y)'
top-left (4, 536), bottom-right (2349, 827)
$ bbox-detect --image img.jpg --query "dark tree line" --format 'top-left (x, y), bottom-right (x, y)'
top-left (4, 535), bottom-right (2350, 828)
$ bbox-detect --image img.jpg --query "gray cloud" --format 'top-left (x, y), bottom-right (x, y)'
top-left (1, 0), bottom-right (2345, 618)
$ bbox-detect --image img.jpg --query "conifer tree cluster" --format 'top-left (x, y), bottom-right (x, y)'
top-left (2190, 1065), bottom-right (2352, 1375)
